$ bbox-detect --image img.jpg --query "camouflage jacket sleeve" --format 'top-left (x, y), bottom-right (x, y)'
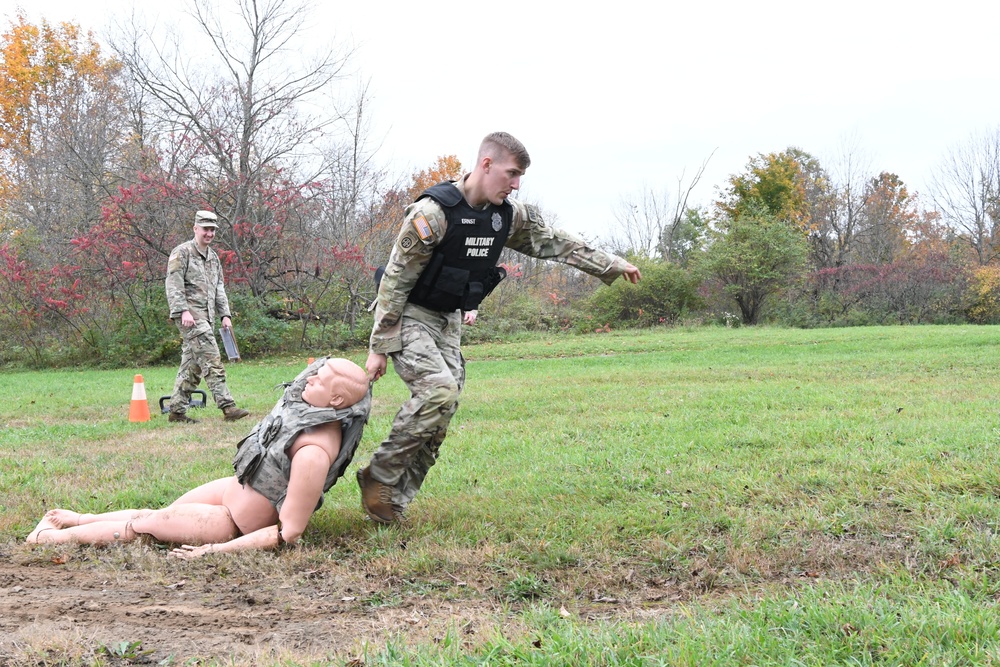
top-left (165, 241), bottom-right (192, 319)
top-left (369, 199), bottom-right (448, 354)
top-left (505, 199), bottom-right (629, 285)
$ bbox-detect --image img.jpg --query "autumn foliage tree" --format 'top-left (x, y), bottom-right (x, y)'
top-left (0, 15), bottom-right (141, 363)
top-left (7, 7), bottom-right (1000, 365)
top-left (108, 0), bottom-right (381, 349)
top-left (0, 6), bottom-right (385, 364)
top-left (717, 148), bottom-right (854, 272)
top-left (855, 173), bottom-right (921, 264)
top-left (716, 149), bottom-right (815, 230)
top-left (965, 264), bottom-right (1000, 323)
top-left (0, 15), bottom-right (128, 239)
top-left (363, 155), bottom-right (464, 265)
top-left (798, 203), bottom-right (966, 326)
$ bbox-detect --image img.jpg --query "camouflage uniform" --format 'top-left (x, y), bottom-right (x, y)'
top-left (367, 176), bottom-right (632, 508)
top-left (165, 238), bottom-right (237, 414)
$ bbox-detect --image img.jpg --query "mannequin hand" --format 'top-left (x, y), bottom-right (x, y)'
top-left (170, 543), bottom-right (214, 560)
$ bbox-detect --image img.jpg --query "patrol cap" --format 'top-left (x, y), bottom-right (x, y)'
top-left (194, 210), bottom-right (219, 228)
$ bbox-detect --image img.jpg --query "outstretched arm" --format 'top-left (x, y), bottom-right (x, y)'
top-left (505, 201), bottom-right (640, 286)
top-left (171, 523), bottom-right (283, 558)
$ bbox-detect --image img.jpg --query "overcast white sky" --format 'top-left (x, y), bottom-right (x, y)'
top-left (7, 0), bottom-right (1000, 240)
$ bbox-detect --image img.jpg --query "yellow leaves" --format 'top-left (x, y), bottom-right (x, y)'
top-left (867, 172), bottom-right (917, 229)
top-left (966, 264), bottom-right (1000, 324)
top-left (717, 149), bottom-right (813, 229)
top-left (0, 14), bottom-right (118, 154)
top-left (0, 18), bottom-right (40, 147)
top-left (407, 154), bottom-right (463, 200)
top-left (0, 14), bottom-right (123, 214)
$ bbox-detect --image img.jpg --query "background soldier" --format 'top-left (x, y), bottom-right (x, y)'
top-left (358, 131), bottom-right (642, 523)
top-left (165, 210), bottom-right (250, 424)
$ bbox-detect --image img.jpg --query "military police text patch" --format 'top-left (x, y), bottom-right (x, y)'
top-left (411, 212), bottom-right (433, 240)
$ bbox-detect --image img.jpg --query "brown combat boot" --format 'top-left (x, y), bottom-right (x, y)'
top-left (356, 466), bottom-right (403, 524)
top-left (222, 406), bottom-right (250, 422)
top-left (168, 411), bottom-right (199, 424)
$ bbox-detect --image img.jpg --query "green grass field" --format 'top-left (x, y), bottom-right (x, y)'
top-left (3, 325), bottom-right (1000, 665)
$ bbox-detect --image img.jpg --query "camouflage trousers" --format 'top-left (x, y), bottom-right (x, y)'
top-left (168, 320), bottom-right (235, 414)
top-left (369, 306), bottom-right (465, 508)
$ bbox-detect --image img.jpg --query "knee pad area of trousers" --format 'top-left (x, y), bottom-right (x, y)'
top-left (425, 383), bottom-right (460, 410)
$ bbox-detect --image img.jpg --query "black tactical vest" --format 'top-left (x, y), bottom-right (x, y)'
top-left (407, 182), bottom-right (512, 312)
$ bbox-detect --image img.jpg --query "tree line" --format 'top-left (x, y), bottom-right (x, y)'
top-left (598, 136), bottom-right (1000, 330)
top-left (1, 3), bottom-right (998, 369)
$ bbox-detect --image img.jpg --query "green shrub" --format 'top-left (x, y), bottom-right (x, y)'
top-left (585, 259), bottom-right (703, 327)
top-left (225, 292), bottom-right (296, 358)
top-left (468, 291), bottom-right (581, 342)
top-left (293, 316), bottom-right (372, 354)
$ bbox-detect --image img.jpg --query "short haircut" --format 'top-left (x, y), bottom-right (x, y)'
top-left (479, 132), bottom-right (531, 170)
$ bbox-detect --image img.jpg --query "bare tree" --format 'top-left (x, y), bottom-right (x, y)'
top-left (609, 188), bottom-right (672, 259)
top-left (810, 135), bottom-right (871, 268)
top-left (606, 151), bottom-right (714, 262)
top-left (319, 80), bottom-right (390, 246)
top-left (0, 18), bottom-right (131, 243)
top-left (930, 127), bottom-right (1000, 266)
top-left (110, 0), bottom-right (356, 295)
top-left (285, 81), bottom-right (393, 334)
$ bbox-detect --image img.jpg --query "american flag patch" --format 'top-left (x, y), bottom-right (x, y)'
top-left (411, 212), bottom-right (433, 240)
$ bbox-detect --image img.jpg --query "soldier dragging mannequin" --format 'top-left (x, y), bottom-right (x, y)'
top-left (357, 131), bottom-right (641, 524)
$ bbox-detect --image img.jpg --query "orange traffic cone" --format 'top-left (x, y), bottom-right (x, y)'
top-left (129, 374), bottom-right (151, 422)
top-left (308, 357), bottom-right (315, 365)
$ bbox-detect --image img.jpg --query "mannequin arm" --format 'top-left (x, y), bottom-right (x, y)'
top-left (170, 523), bottom-right (284, 559)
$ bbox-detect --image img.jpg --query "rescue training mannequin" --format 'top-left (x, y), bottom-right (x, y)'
top-left (26, 358), bottom-right (370, 559)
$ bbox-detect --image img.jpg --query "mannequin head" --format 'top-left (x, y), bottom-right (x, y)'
top-left (301, 358), bottom-right (368, 408)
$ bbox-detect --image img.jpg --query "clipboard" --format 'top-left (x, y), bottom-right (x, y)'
top-left (220, 326), bottom-right (241, 361)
